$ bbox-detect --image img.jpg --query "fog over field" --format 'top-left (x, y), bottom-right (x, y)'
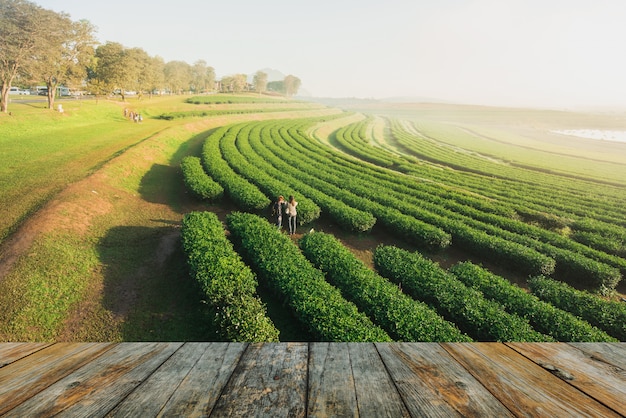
top-left (34, 0), bottom-right (626, 109)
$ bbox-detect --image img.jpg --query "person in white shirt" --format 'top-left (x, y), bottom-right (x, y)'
top-left (286, 195), bottom-right (298, 235)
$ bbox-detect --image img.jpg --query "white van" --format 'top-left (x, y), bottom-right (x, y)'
top-left (9, 87), bottom-right (21, 95)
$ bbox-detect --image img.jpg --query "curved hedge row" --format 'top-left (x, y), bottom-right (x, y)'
top-left (180, 211), bottom-right (279, 342)
top-left (334, 119), bottom-right (396, 167)
top-left (279, 123), bottom-right (625, 286)
top-left (180, 156), bottom-right (224, 201)
top-left (237, 124), bottom-right (376, 232)
top-left (225, 123), bottom-right (321, 224)
top-left (243, 123), bottom-right (376, 232)
top-left (299, 232), bottom-right (471, 342)
top-left (277, 123), bottom-right (553, 272)
top-left (226, 212), bottom-right (392, 342)
top-left (449, 262), bottom-right (616, 342)
top-left (528, 276), bottom-right (626, 341)
top-left (201, 126), bottom-right (270, 211)
top-left (373, 245), bottom-right (552, 342)
top-left (263, 124), bottom-right (451, 250)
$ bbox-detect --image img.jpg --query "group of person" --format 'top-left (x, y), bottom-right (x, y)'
top-left (123, 108), bottom-right (143, 123)
top-left (272, 195), bottom-right (298, 235)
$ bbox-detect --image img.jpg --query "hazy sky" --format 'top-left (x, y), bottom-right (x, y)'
top-left (34, 0), bottom-right (626, 108)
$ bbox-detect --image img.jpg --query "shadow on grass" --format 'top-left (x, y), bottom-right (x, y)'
top-left (97, 224), bottom-right (215, 341)
top-left (137, 128), bottom-right (218, 211)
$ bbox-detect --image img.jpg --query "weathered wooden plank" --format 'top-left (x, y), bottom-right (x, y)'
top-left (569, 342), bottom-right (626, 369)
top-left (6, 342), bottom-right (181, 417)
top-left (377, 342), bottom-right (513, 417)
top-left (106, 342), bottom-right (215, 417)
top-left (0, 342), bottom-right (51, 367)
top-left (508, 342), bottom-right (626, 416)
top-left (210, 342), bottom-right (308, 417)
top-left (351, 343), bottom-right (410, 417)
top-left (156, 342), bottom-right (247, 417)
top-left (443, 342), bottom-right (620, 417)
top-left (0, 342), bottom-right (114, 416)
top-left (307, 342), bottom-right (358, 417)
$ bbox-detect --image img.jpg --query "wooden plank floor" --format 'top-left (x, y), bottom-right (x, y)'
top-left (0, 342), bottom-right (624, 417)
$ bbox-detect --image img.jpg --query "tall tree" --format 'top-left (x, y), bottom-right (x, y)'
top-left (232, 73), bottom-right (248, 93)
top-left (253, 70), bottom-right (268, 94)
top-left (89, 42), bottom-right (147, 101)
top-left (0, 0), bottom-right (52, 112)
top-left (284, 74), bottom-right (301, 97)
top-left (164, 60), bottom-right (191, 94)
top-left (143, 55), bottom-right (165, 96)
top-left (219, 74), bottom-right (247, 93)
top-left (90, 42), bottom-right (125, 99)
top-left (190, 60), bottom-right (215, 93)
top-left (30, 17), bottom-right (96, 109)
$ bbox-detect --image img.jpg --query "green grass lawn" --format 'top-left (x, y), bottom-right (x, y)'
top-left (0, 95), bottom-right (327, 342)
top-left (0, 97), bottom-right (177, 243)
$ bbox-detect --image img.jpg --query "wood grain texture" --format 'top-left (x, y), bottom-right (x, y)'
top-left (5, 342), bottom-right (180, 417)
top-left (378, 342), bottom-right (513, 417)
top-left (0, 342), bottom-right (114, 416)
top-left (350, 343), bottom-right (410, 417)
top-left (569, 342), bottom-right (626, 369)
top-left (307, 342), bottom-right (358, 417)
top-left (210, 342), bottom-right (308, 417)
top-left (0, 342), bottom-right (51, 367)
top-left (1, 342), bottom-right (624, 417)
top-left (107, 342), bottom-right (216, 417)
top-left (443, 342), bottom-right (621, 417)
top-left (157, 342), bottom-right (247, 417)
top-left (507, 342), bottom-right (626, 416)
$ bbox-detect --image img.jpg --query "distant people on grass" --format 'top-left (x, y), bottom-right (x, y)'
top-left (124, 109), bottom-right (142, 122)
top-left (286, 195), bottom-right (298, 235)
top-left (272, 195), bottom-right (287, 229)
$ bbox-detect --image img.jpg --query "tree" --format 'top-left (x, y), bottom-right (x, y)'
top-left (219, 73), bottom-right (247, 93)
top-left (284, 74), bottom-right (301, 97)
top-left (143, 55), bottom-right (165, 96)
top-left (253, 70), bottom-right (268, 94)
top-left (0, 0), bottom-right (53, 112)
top-left (89, 42), bottom-right (155, 101)
top-left (190, 60), bottom-right (215, 93)
top-left (89, 42), bottom-right (128, 100)
top-left (30, 17), bottom-right (96, 109)
top-left (164, 60), bottom-right (191, 94)
top-left (267, 80), bottom-right (284, 94)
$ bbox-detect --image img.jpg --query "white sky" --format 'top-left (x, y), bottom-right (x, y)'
top-left (34, 0), bottom-right (626, 108)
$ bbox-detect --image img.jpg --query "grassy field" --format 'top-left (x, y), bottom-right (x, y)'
top-left (0, 95), bottom-right (624, 342)
top-left (0, 94), bottom-right (333, 341)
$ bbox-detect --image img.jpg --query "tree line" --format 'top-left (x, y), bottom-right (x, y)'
top-left (0, 0), bottom-right (301, 113)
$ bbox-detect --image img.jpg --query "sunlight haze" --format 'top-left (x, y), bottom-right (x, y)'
top-left (34, 0), bottom-right (626, 109)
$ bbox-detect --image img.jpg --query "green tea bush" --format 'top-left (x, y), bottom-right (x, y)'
top-left (201, 127), bottom-right (270, 211)
top-left (299, 232), bottom-right (471, 341)
top-left (374, 245), bottom-right (552, 342)
top-left (181, 211), bottom-right (279, 342)
top-left (529, 276), bottom-right (626, 341)
top-left (222, 123), bottom-right (321, 224)
top-left (226, 212), bottom-right (392, 342)
top-left (180, 156), bottom-right (224, 201)
top-left (450, 262), bottom-right (616, 342)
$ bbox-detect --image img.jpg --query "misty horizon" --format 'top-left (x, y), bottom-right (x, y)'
top-left (33, 0), bottom-right (626, 110)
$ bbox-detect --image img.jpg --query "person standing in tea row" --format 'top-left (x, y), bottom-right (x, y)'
top-left (272, 195), bottom-right (287, 229)
top-left (285, 195), bottom-right (298, 235)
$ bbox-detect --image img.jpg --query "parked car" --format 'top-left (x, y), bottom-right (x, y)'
top-left (31, 86), bottom-right (48, 96)
top-left (8, 87), bottom-right (29, 95)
